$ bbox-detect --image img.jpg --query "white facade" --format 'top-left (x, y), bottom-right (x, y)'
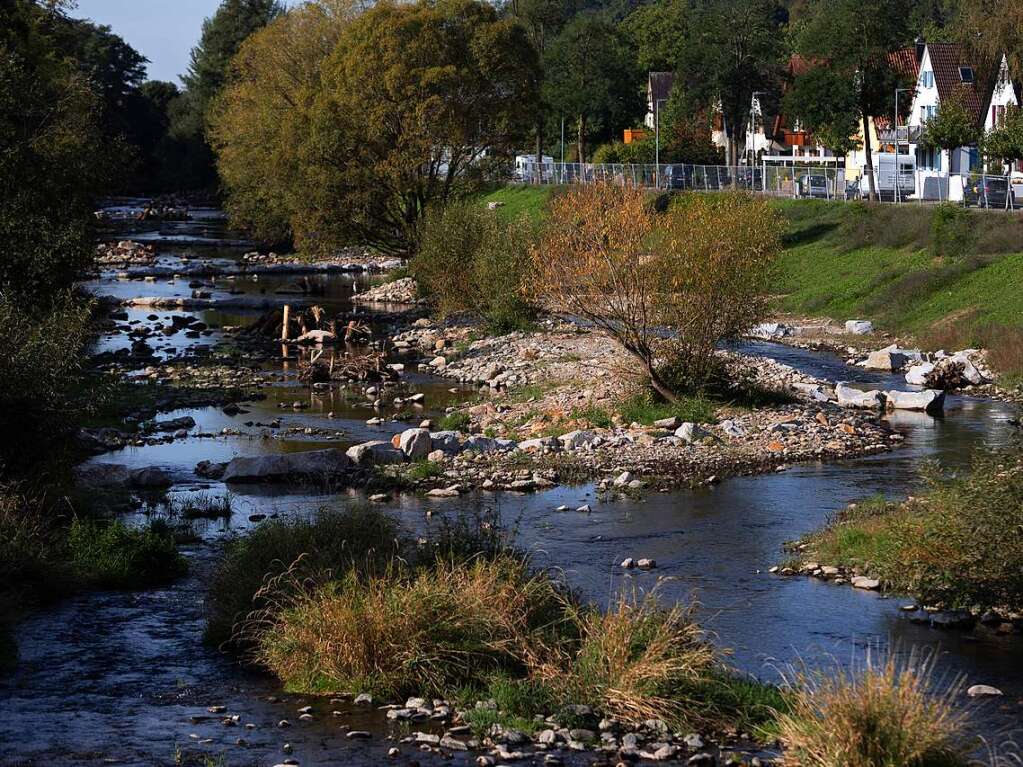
top-left (905, 46), bottom-right (976, 200)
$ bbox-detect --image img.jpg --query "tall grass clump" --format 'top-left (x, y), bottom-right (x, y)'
top-left (67, 519), bottom-right (186, 590)
top-left (205, 506), bottom-right (402, 646)
top-left (413, 202), bottom-right (536, 334)
top-left (534, 592), bottom-right (714, 726)
top-left (930, 204), bottom-right (975, 260)
top-left (251, 554), bottom-right (568, 697)
top-left (777, 649), bottom-right (969, 767)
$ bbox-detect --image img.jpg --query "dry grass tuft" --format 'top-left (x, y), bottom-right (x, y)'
top-left (249, 554), bottom-right (568, 697)
top-left (777, 648), bottom-right (970, 767)
top-left (533, 591), bottom-right (714, 725)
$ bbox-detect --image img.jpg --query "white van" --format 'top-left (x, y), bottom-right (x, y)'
top-left (515, 154), bottom-right (554, 183)
top-left (859, 153), bottom-right (916, 200)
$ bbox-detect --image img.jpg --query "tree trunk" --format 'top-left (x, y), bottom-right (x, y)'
top-left (577, 114), bottom-right (586, 165)
top-left (646, 361), bottom-right (678, 403)
top-left (862, 103), bottom-right (877, 202)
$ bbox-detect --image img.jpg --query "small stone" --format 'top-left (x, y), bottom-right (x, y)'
top-left (967, 684), bottom-right (1003, 697)
top-left (620, 558), bottom-right (636, 569)
top-left (346, 730), bottom-right (372, 739)
top-left (637, 558), bottom-right (656, 570)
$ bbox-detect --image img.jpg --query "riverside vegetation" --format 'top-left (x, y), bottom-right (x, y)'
top-left (205, 504), bottom-right (981, 766)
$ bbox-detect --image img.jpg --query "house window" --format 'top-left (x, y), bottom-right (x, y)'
top-left (921, 71), bottom-right (934, 88)
top-left (922, 104), bottom-right (938, 122)
top-left (918, 146), bottom-right (942, 171)
top-left (959, 66), bottom-right (974, 83)
top-left (993, 104), bottom-right (1006, 127)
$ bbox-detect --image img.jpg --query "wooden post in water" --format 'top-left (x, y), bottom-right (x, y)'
top-left (281, 304), bottom-right (291, 341)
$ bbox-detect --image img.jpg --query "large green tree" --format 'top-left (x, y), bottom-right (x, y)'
top-left (0, 0), bottom-right (112, 301)
top-left (543, 12), bottom-right (641, 163)
top-left (676, 0), bottom-right (785, 168)
top-left (783, 66), bottom-right (863, 156)
top-left (173, 0), bottom-right (283, 190)
top-left (621, 0), bottom-right (688, 73)
top-left (231, 0), bottom-right (540, 254)
top-left (794, 0), bottom-right (915, 200)
top-left (210, 0), bottom-right (358, 243)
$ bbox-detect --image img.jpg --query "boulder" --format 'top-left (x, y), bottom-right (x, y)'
top-left (429, 431), bottom-right (462, 455)
top-left (558, 430), bottom-right (600, 449)
top-left (791, 382), bottom-right (832, 403)
top-left (518, 436), bottom-right (560, 452)
top-left (195, 460), bottom-right (228, 480)
top-left (844, 319), bottom-right (874, 335)
top-left (75, 463), bottom-right (172, 490)
top-left (346, 440), bottom-right (405, 466)
top-left (835, 383), bottom-right (885, 410)
top-left (967, 684), bottom-right (1003, 697)
top-left (885, 389), bottom-right (945, 414)
top-left (951, 351), bottom-right (986, 385)
top-left (398, 428), bottom-right (432, 460)
top-left (750, 322), bottom-right (790, 339)
top-left (462, 435), bottom-right (502, 453)
top-left (223, 449), bottom-right (350, 483)
top-left (863, 348), bottom-right (909, 372)
top-left (674, 422), bottom-right (711, 444)
top-left (851, 576), bottom-right (880, 590)
top-left (904, 362), bottom-right (935, 386)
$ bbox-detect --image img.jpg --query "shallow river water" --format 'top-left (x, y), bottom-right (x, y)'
top-left (1, 216), bottom-right (1021, 765)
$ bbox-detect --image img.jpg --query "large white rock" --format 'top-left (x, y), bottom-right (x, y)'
top-left (835, 383), bottom-right (885, 409)
top-left (346, 440), bottom-right (405, 466)
top-left (398, 428), bottom-right (432, 460)
top-left (863, 348), bottom-right (909, 372)
top-left (750, 322), bottom-right (790, 339)
top-left (674, 422), bottom-right (711, 444)
top-left (558, 430), bottom-right (600, 449)
top-left (951, 352), bottom-right (986, 385)
top-left (904, 362), bottom-right (935, 386)
top-left (791, 382), bottom-right (832, 403)
top-left (885, 389), bottom-right (945, 414)
top-left (845, 319), bottom-right (874, 335)
top-left (223, 449), bottom-right (351, 483)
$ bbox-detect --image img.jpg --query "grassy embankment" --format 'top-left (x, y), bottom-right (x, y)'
top-left (789, 450), bottom-right (1023, 614)
top-left (771, 199), bottom-right (1023, 383)
top-left (207, 504), bottom-right (980, 764)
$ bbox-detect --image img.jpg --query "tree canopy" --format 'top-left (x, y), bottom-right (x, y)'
top-left (919, 87), bottom-right (981, 154)
top-left (542, 12), bottom-right (640, 163)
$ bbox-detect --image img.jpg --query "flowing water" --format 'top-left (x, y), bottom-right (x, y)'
top-left (1, 213), bottom-right (1021, 765)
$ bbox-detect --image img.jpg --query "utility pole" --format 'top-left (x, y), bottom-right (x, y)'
top-left (654, 98), bottom-right (666, 189)
top-left (895, 88), bottom-right (911, 203)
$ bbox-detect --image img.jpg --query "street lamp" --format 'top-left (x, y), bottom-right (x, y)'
top-left (750, 91), bottom-right (766, 165)
top-left (654, 98), bottom-right (667, 189)
top-left (895, 87), bottom-right (911, 203)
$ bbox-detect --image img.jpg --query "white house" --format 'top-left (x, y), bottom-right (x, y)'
top-left (905, 42), bottom-right (987, 200)
top-left (983, 53), bottom-right (1020, 173)
top-left (645, 72), bottom-right (674, 129)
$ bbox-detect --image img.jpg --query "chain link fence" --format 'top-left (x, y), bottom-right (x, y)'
top-left (515, 161), bottom-right (1021, 210)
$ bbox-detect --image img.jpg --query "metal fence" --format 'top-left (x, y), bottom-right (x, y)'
top-left (515, 161), bottom-right (1022, 210)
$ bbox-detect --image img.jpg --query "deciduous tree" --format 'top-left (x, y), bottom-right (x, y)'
top-left (542, 13), bottom-right (640, 163)
top-left (783, 66), bottom-right (863, 157)
top-left (291, 0), bottom-right (540, 254)
top-left (919, 86), bottom-right (981, 164)
top-left (794, 0), bottom-right (915, 200)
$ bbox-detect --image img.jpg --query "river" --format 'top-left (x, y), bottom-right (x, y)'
top-left (1, 211), bottom-right (1020, 766)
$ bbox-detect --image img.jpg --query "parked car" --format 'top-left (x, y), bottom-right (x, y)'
top-left (964, 176), bottom-right (1016, 209)
top-left (797, 174), bottom-right (831, 199)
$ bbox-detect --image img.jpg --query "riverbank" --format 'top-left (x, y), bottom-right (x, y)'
top-left (479, 187), bottom-right (1023, 388)
top-left (374, 316), bottom-right (898, 494)
top-left (781, 449), bottom-right (1023, 634)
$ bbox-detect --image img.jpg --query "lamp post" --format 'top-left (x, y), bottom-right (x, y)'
top-left (895, 87), bottom-right (911, 203)
top-left (654, 98), bottom-right (667, 189)
top-left (750, 91), bottom-right (766, 166)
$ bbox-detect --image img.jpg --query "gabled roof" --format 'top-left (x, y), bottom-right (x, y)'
top-left (648, 72), bottom-right (675, 104)
top-left (925, 42), bottom-right (993, 127)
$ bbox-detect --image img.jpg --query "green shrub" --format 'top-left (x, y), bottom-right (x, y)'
top-left (67, 519), bottom-right (186, 590)
top-left (205, 506), bottom-right (402, 646)
top-left (796, 450), bottom-right (1023, 611)
top-left (838, 202), bottom-right (932, 252)
top-left (438, 411), bottom-right (472, 431)
top-left (413, 202), bottom-right (536, 334)
top-left (930, 203), bottom-right (976, 259)
top-left (0, 291), bottom-right (94, 476)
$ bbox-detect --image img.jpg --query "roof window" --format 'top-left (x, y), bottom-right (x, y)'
top-left (959, 66), bottom-right (974, 83)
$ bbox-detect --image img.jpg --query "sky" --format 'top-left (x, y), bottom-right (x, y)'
top-left (73, 0), bottom-right (295, 85)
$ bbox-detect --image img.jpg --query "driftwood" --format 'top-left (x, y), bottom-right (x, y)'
top-left (299, 350), bottom-right (397, 385)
